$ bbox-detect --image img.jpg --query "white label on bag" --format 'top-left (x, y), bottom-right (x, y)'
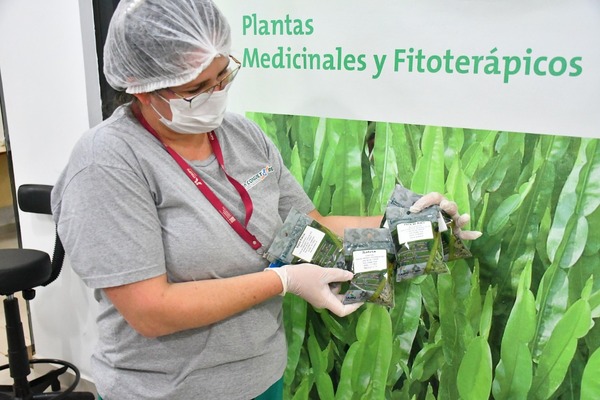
top-left (292, 226), bottom-right (325, 262)
top-left (396, 221), bottom-right (434, 244)
top-left (352, 249), bottom-right (387, 274)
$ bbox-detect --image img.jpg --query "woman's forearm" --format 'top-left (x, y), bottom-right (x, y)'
top-left (104, 269), bottom-right (283, 338)
top-left (308, 210), bottom-right (382, 236)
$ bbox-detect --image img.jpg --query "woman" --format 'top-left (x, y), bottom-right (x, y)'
top-left (51, 1), bottom-right (478, 399)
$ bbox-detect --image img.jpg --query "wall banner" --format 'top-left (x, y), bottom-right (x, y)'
top-left (220, 0), bottom-right (600, 138)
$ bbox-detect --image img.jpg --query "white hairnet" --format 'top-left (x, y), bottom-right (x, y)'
top-left (103, 0), bottom-right (231, 94)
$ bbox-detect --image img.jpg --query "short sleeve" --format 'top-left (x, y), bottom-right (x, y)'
top-left (54, 163), bottom-right (166, 288)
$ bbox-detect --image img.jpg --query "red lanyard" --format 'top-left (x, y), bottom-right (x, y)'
top-left (132, 106), bottom-right (262, 251)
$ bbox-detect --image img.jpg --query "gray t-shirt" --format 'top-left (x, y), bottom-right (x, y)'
top-left (51, 105), bottom-right (314, 400)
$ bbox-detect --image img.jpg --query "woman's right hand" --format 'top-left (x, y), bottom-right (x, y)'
top-left (410, 192), bottom-right (482, 240)
top-left (268, 264), bottom-right (364, 317)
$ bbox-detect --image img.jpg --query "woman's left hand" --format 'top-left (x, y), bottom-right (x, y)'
top-left (409, 192), bottom-right (482, 240)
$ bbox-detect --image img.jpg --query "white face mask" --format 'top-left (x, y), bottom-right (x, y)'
top-left (152, 87), bottom-right (229, 134)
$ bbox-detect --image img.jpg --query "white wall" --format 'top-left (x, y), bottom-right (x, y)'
top-left (0, 0), bottom-right (101, 380)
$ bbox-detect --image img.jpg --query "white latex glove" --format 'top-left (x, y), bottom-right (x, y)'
top-left (268, 264), bottom-right (364, 317)
top-left (409, 192), bottom-right (482, 240)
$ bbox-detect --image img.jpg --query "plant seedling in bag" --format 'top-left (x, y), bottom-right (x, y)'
top-left (387, 205), bottom-right (448, 282)
top-left (342, 228), bottom-right (395, 307)
top-left (264, 208), bottom-right (345, 269)
top-left (382, 184), bottom-right (472, 279)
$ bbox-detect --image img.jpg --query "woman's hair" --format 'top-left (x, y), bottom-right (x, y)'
top-left (115, 91), bottom-right (135, 107)
top-left (103, 0), bottom-right (231, 94)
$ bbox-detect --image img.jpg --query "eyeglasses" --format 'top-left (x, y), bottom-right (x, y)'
top-left (164, 55), bottom-right (241, 108)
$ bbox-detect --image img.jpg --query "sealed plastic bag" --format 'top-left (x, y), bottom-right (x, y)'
top-left (342, 228), bottom-right (395, 307)
top-left (264, 208), bottom-right (345, 269)
top-left (384, 184), bottom-right (472, 263)
top-left (387, 205), bottom-right (448, 282)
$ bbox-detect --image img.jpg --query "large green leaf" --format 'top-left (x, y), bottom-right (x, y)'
top-left (411, 125), bottom-right (445, 194)
top-left (288, 143), bottom-right (304, 186)
top-left (270, 114), bottom-right (293, 163)
top-left (471, 132), bottom-right (523, 201)
top-left (532, 140), bottom-right (600, 360)
top-left (387, 281), bottom-right (421, 386)
top-left (487, 193), bottom-right (521, 236)
top-left (495, 137), bottom-right (560, 296)
top-left (335, 305), bottom-right (392, 400)
top-left (579, 139), bottom-right (600, 216)
top-left (390, 123), bottom-right (416, 187)
top-left (583, 204), bottom-right (600, 256)
top-left (568, 251), bottom-right (600, 312)
top-left (465, 262), bottom-right (482, 338)
top-left (529, 295), bottom-right (593, 400)
top-left (302, 117), bottom-right (328, 197)
top-left (291, 115), bottom-right (320, 178)
top-left (403, 125), bottom-right (425, 176)
top-left (531, 262), bottom-right (569, 361)
top-left (581, 347), bottom-right (600, 399)
top-left (283, 294), bottom-right (308, 396)
top-left (558, 350), bottom-right (586, 400)
top-left (437, 263), bottom-right (472, 400)
top-left (443, 127), bottom-right (465, 170)
top-left (420, 275), bottom-right (439, 318)
top-left (439, 263), bottom-right (472, 357)
top-left (315, 136), bottom-right (339, 213)
top-left (479, 285), bottom-right (495, 341)
top-left (461, 141), bottom-right (484, 182)
top-left (492, 262), bottom-right (535, 400)
top-left (329, 119), bottom-right (367, 215)
top-left (446, 157), bottom-right (471, 220)
top-left (547, 139), bottom-right (599, 268)
top-left (461, 129), bottom-right (498, 202)
top-left (307, 325), bottom-right (335, 400)
top-left (315, 308), bottom-right (355, 344)
top-left (410, 341), bottom-right (444, 382)
top-left (457, 337), bottom-right (492, 400)
top-left (438, 273), bottom-right (461, 365)
top-left (321, 121), bottom-right (341, 188)
top-left (369, 122), bottom-right (399, 215)
top-left (291, 371), bottom-right (314, 400)
top-left (487, 175), bottom-right (536, 236)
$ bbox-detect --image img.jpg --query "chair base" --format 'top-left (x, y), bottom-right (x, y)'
top-left (0, 359), bottom-right (95, 400)
top-left (1, 296), bottom-right (94, 400)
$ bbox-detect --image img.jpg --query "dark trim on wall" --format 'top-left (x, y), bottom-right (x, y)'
top-left (92, 0), bottom-right (121, 119)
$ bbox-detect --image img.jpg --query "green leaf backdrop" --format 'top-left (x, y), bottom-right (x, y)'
top-left (247, 113), bottom-right (600, 400)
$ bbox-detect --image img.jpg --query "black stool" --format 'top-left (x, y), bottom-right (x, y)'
top-left (0, 185), bottom-right (94, 400)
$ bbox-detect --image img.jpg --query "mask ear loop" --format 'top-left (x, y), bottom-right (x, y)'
top-left (150, 102), bottom-right (169, 121)
top-left (149, 92), bottom-right (171, 120)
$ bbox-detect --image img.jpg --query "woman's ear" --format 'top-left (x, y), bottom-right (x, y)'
top-left (132, 92), bottom-right (153, 105)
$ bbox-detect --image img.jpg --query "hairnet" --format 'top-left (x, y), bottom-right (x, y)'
top-left (103, 0), bottom-right (231, 94)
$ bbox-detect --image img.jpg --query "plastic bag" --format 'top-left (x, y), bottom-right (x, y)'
top-left (342, 228), bottom-right (395, 307)
top-left (383, 184), bottom-right (471, 264)
top-left (264, 208), bottom-right (345, 269)
top-left (387, 204), bottom-right (448, 282)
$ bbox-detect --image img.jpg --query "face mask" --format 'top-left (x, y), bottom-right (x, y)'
top-left (151, 87), bottom-right (229, 134)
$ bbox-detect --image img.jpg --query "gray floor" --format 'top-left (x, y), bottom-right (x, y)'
top-left (0, 221), bottom-right (98, 396)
